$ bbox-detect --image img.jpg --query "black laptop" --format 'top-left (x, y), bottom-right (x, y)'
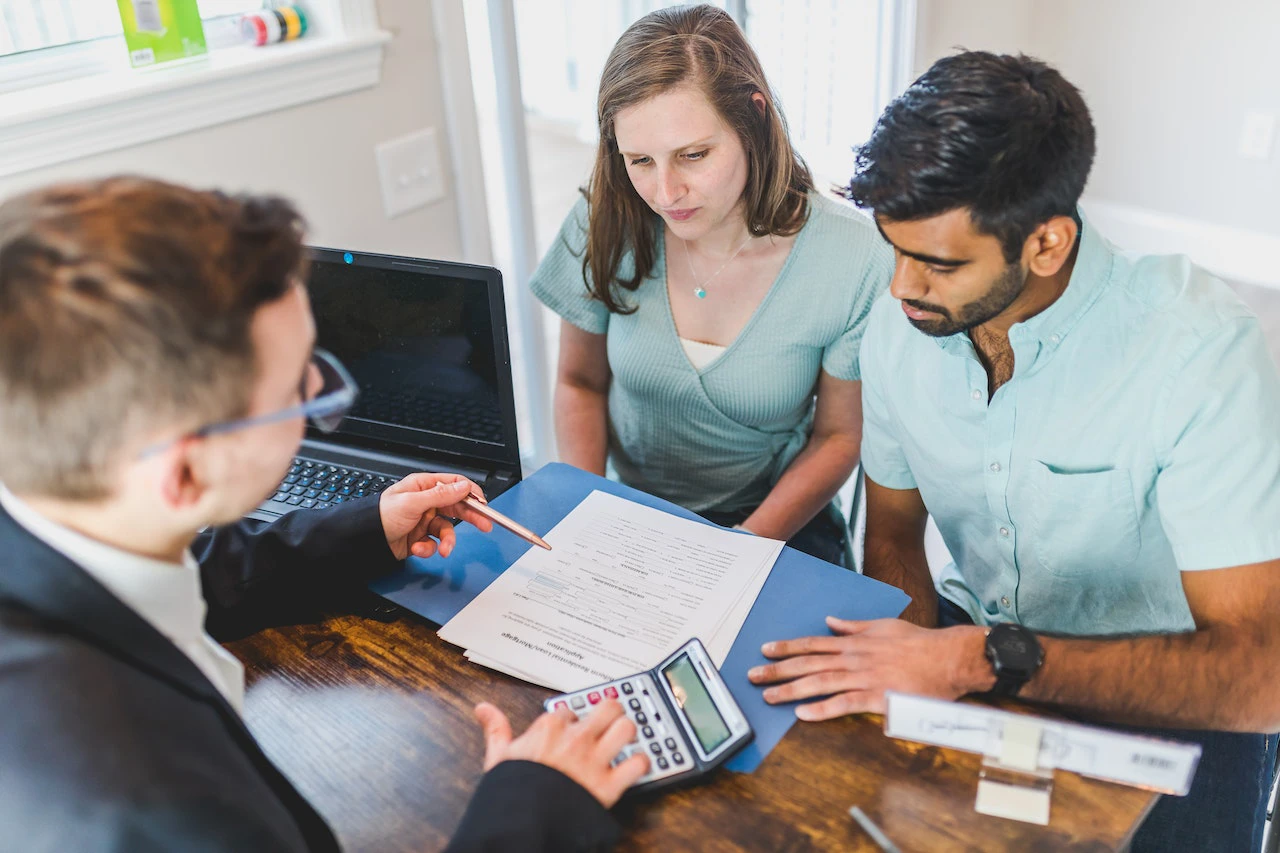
top-left (249, 247), bottom-right (522, 522)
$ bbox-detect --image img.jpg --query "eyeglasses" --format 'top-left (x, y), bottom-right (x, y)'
top-left (140, 348), bottom-right (358, 457)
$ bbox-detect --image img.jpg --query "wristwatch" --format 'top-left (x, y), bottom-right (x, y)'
top-left (984, 623), bottom-right (1044, 697)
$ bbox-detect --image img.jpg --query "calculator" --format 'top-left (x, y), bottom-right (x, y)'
top-left (543, 637), bottom-right (754, 794)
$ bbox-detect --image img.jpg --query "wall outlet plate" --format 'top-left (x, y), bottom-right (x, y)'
top-left (1239, 111), bottom-right (1276, 162)
top-left (375, 127), bottom-right (447, 218)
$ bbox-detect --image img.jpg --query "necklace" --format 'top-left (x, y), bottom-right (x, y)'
top-left (683, 232), bottom-right (752, 299)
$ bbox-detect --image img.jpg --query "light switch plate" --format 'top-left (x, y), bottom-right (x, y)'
top-left (375, 127), bottom-right (447, 218)
top-left (1239, 111), bottom-right (1276, 162)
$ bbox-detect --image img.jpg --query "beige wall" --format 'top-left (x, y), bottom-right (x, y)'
top-left (913, 0), bottom-right (1036, 72)
top-left (0, 0), bottom-right (465, 260)
top-left (914, 0), bottom-right (1280, 238)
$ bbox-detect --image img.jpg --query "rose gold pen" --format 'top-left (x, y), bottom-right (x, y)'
top-left (461, 486), bottom-right (552, 550)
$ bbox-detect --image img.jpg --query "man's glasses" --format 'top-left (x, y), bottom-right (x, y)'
top-left (140, 348), bottom-right (358, 457)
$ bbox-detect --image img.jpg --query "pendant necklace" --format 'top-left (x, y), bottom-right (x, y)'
top-left (684, 232), bottom-right (752, 299)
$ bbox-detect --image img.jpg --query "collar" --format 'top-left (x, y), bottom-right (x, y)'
top-left (0, 486), bottom-right (208, 651)
top-left (0, 491), bottom-right (227, 711)
top-left (933, 210), bottom-right (1116, 357)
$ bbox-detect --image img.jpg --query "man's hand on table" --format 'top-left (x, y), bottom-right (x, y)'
top-left (747, 617), bottom-right (995, 720)
top-left (474, 700), bottom-right (650, 808)
top-left (378, 473), bottom-right (494, 560)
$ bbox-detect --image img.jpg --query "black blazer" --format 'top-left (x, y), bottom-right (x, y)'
top-left (0, 498), bottom-right (619, 852)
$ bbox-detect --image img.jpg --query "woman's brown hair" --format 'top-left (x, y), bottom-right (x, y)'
top-left (583, 4), bottom-right (813, 314)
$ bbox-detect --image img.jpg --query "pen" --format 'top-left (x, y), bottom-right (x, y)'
top-left (848, 806), bottom-right (901, 853)
top-left (460, 494), bottom-right (552, 551)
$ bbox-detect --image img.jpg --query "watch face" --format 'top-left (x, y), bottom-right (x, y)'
top-left (990, 624), bottom-right (1041, 674)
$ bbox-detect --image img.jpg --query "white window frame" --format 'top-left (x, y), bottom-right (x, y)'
top-left (0, 0), bottom-right (390, 179)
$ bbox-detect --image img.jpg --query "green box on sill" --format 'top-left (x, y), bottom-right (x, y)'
top-left (116, 0), bottom-right (208, 68)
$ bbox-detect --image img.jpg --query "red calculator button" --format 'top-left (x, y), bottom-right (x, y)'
top-left (604, 686), bottom-right (619, 699)
top-left (553, 701), bottom-right (568, 711)
top-left (588, 692), bottom-right (602, 704)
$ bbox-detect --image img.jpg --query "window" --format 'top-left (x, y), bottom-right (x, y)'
top-left (0, 0), bottom-right (390, 179)
top-left (0, 1), bottom-right (263, 59)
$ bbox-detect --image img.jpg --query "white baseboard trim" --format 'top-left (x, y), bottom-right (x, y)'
top-left (1081, 198), bottom-right (1280, 291)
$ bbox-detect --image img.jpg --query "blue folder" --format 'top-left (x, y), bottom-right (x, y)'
top-left (371, 463), bottom-right (910, 772)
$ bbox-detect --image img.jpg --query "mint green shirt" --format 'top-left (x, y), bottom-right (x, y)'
top-left (860, 216), bottom-right (1280, 634)
top-left (531, 193), bottom-right (893, 514)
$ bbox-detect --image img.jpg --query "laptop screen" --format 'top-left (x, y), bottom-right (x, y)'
top-left (305, 248), bottom-right (520, 470)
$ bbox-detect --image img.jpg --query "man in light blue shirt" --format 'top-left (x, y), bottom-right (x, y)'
top-left (749, 52), bottom-right (1280, 851)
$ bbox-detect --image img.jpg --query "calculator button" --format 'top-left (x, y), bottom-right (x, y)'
top-left (628, 698), bottom-right (641, 711)
top-left (604, 686), bottom-right (618, 700)
top-left (553, 701), bottom-right (567, 711)
top-left (649, 743), bottom-right (663, 755)
top-left (664, 737), bottom-right (677, 750)
top-left (621, 682), bottom-right (634, 695)
top-left (300, 499), bottom-right (317, 509)
top-left (657, 757), bottom-right (669, 770)
top-left (570, 696), bottom-right (586, 710)
top-left (642, 726), bottom-right (654, 739)
top-left (587, 692), bottom-right (601, 705)
top-left (672, 751), bottom-right (685, 765)
top-left (634, 712), bottom-right (647, 726)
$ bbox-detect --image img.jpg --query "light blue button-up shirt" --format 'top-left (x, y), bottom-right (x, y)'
top-left (859, 217), bottom-right (1280, 635)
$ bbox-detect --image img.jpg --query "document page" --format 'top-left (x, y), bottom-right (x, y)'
top-left (438, 490), bottom-right (783, 691)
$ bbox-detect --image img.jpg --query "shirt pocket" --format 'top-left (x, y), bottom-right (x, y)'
top-left (1029, 462), bottom-right (1140, 577)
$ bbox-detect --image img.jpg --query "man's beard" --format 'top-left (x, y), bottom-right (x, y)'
top-left (903, 262), bottom-right (1028, 337)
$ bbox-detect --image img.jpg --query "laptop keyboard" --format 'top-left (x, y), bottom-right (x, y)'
top-left (266, 458), bottom-right (395, 514)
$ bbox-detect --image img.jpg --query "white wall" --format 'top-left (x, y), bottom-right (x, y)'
top-left (913, 0), bottom-right (1280, 288)
top-left (0, 0), bottom-right (466, 261)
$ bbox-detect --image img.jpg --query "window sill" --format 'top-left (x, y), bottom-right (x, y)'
top-left (0, 30), bottom-right (391, 179)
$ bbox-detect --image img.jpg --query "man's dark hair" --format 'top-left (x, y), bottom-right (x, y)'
top-left (843, 51), bottom-right (1095, 262)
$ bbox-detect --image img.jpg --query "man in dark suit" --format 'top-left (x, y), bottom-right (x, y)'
top-left (0, 178), bottom-right (648, 852)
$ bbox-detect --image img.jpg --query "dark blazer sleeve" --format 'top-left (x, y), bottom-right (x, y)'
top-left (444, 761), bottom-right (620, 853)
top-left (195, 498), bottom-right (401, 638)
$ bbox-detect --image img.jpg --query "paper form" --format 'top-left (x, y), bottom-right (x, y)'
top-left (438, 490), bottom-right (783, 691)
top-left (884, 692), bottom-right (1202, 795)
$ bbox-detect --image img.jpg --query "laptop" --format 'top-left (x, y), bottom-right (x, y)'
top-left (248, 247), bottom-right (522, 522)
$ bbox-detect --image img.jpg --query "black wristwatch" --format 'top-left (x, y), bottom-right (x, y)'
top-left (984, 623), bottom-right (1044, 697)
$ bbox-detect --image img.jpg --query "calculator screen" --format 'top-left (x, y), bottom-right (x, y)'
top-left (661, 653), bottom-right (731, 754)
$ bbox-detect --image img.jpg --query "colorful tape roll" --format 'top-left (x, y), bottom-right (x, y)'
top-left (241, 5), bottom-right (309, 46)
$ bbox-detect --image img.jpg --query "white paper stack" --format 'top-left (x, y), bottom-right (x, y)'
top-left (438, 490), bottom-right (783, 692)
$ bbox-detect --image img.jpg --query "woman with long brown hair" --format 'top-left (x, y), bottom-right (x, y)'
top-left (530, 4), bottom-right (891, 563)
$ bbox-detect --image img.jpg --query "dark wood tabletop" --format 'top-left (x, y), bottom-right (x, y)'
top-left (225, 601), bottom-right (1157, 853)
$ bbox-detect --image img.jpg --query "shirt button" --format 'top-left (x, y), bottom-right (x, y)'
top-left (989, 462), bottom-right (1002, 473)
top-left (999, 527), bottom-right (1010, 538)
top-left (971, 389), bottom-right (983, 400)
top-left (1001, 596), bottom-right (1011, 608)
top-left (1049, 333), bottom-right (1061, 344)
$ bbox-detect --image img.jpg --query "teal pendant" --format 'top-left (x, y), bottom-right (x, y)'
top-left (694, 287), bottom-right (707, 299)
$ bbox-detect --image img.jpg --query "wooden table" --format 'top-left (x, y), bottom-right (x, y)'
top-left (226, 600), bottom-right (1157, 852)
